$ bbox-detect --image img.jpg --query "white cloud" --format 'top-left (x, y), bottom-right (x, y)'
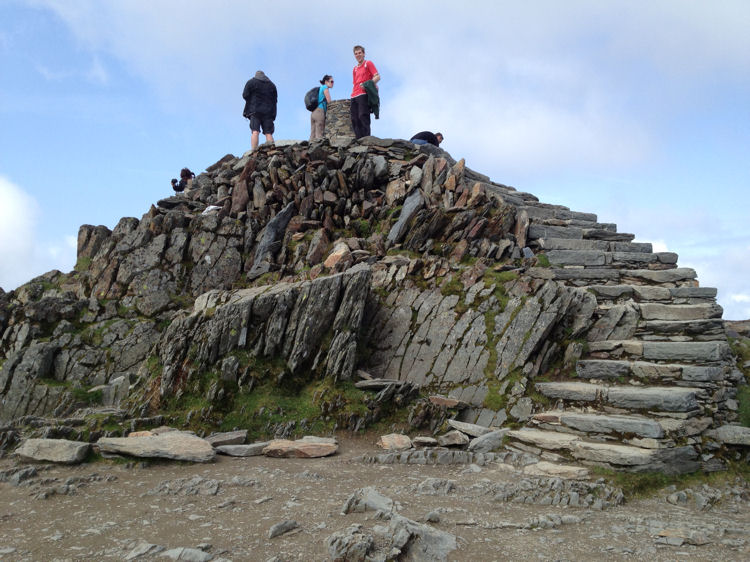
top-left (731, 294), bottom-right (750, 304)
top-left (0, 176), bottom-right (77, 292)
top-left (0, 176), bottom-right (39, 290)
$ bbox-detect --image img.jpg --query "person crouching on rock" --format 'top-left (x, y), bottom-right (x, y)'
top-left (171, 168), bottom-right (195, 192)
top-left (410, 131), bottom-right (443, 147)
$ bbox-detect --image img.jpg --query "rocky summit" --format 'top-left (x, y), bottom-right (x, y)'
top-left (0, 130), bottom-right (748, 478)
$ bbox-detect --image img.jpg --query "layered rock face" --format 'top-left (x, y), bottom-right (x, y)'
top-left (0, 135), bottom-right (745, 472)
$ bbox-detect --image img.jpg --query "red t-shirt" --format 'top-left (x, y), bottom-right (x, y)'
top-left (351, 60), bottom-right (378, 98)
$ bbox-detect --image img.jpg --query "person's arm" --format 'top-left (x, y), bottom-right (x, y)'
top-left (324, 87), bottom-right (332, 103)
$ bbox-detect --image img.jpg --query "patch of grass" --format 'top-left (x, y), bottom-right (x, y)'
top-left (71, 385), bottom-right (103, 405)
top-left (440, 274), bottom-right (463, 298)
top-left (592, 461), bottom-right (750, 500)
top-left (352, 218), bottom-right (372, 238)
top-left (74, 256), bottom-right (92, 273)
top-left (737, 385), bottom-right (750, 427)
top-left (483, 379), bottom-right (507, 411)
top-left (535, 253), bottom-right (551, 267)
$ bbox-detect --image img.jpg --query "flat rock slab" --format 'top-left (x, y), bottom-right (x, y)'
top-left (467, 429), bottom-right (508, 453)
top-left (205, 429), bottom-right (248, 447)
top-left (377, 433), bottom-right (412, 451)
top-left (263, 439), bottom-right (338, 458)
top-left (706, 425), bottom-right (750, 446)
top-left (216, 442), bottom-right (270, 457)
top-left (437, 430), bottom-right (470, 447)
top-left (523, 461), bottom-right (589, 479)
top-left (97, 432), bottom-right (215, 463)
top-left (15, 438), bottom-right (90, 464)
top-left (354, 379), bottom-right (403, 390)
top-left (447, 419), bottom-right (493, 437)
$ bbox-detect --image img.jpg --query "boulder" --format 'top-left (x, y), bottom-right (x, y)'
top-left (377, 433), bottom-right (412, 451)
top-left (15, 438), bottom-right (90, 464)
top-left (262, 438), bottom-right (338, 458)
top-left (97, 431), bottom-right (215, 462)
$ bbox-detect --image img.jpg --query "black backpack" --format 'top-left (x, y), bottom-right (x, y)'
top-left (304, 87), bottom-right (319, 111)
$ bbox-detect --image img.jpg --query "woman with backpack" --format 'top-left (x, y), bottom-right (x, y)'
top-left (310, 75), bottom-right (334, 140)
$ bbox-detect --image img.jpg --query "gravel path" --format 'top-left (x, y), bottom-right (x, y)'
top-left (0, 433), bottom-right (748, 561)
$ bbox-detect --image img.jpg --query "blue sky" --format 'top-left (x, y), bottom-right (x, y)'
top-left (1, 0), bottom-right (749, 319)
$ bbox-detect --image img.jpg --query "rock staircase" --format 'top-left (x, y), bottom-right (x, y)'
top-left (488, 185), bottom-right (739, 474)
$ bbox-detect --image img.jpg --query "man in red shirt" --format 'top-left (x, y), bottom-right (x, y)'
top-left (350, 45), bottom-right (380, 139)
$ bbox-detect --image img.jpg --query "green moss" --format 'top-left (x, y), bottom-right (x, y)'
top-left (536, 253), bottom-right (551, 267)
top-left (71, 386), bottom-right (103, 405)
top-left (440, 274), bottom-right (463, 298)
top-left (591, 461), bottom-right (750, 499)
top-left (74, 256), bottom-right (92, 272)
top-left (738, 385), bottom-right (750, 427)
top-left (482, 380), bottom-right (507, 411)
top-left (352, 218), bottom-right (372, 238)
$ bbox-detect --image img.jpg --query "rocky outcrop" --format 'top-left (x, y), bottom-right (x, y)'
top-left (0, 134), bottom-right (746, 472)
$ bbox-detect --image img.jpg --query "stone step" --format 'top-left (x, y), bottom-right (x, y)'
top-left (534, 381), bottom-right (702, 412)
top-left (636, 318), bottom-right (726, 338)
top-left (531, 411), bottom-right (665, 438)
top-left (528, 224), bottom-right (583, 240)
top-left (583, 229), bottom-right (635, 242)
top-left (620, 268), bottom-right (697, 284)
top-left (575, 359), bottom-right (726, 383)
top-left (552, 267), bottom-right (696, 286)
top-left (536, 238), bottom-right (653, 253)
top-left (639, 303), bottom-right (723, 321)
top-left (586, 339), bottom-right (732, 362)
top-left (545, 250), bottom-right (678, 269)
top-left (587, 285), bottom-right (717, 304)
top-left (506, 428), bottom-right (699, 474)
top-left (519, 205), bottom-right (596, 223)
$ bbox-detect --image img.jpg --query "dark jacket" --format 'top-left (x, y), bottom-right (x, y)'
top-left (410, 131), bottom-right (440, 146)
top-left (243, 74), bottom-right (278, 120)
top-left (362, 80), bottom-right (380, 119)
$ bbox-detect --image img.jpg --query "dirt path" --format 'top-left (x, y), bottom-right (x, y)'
top-left (0, 433), bottom-right (748, 561)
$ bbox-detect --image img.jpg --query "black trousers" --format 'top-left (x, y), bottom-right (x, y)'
top-left (350, 95), bottom-right (370, 139)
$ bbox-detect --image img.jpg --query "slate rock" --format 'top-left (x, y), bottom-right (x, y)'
top-left (97, 431), bottom-right (215, 463)
top-left (15, 438), bottom-right (90, 464)
top-left (262, 438), bottom-right (338, 458)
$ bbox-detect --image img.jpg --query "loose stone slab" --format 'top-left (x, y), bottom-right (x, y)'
top-left (706, 425), bottom-right (750, 446)
top-left (262, 438), bottom-right (338, 458)
top-left (97, 432), bottom-right (215, 463)
top-left (15, 438), bottom-right (90, 464)
top-left (523, 461), bottom-right (589, 479)
top-left (377, 433), bottom-right (412, 451)
top-left (467, 429), bottom-right (508, 453)
top-left (437, 430), bottom-right (470, 447)
top-left (205, 429), bottom-right (247, 447)
top-left (216, 442), bottom-right (270, 457)
top-left (447, 419), bottom-right (493, 437)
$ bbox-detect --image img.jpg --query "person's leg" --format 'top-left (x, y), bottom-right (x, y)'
top-left (411, 139), bottom-right (428, 145)
top-left (262, 117), bottom-right (275, 145)
top-left (250, 115), bottom-right (261, 150)
top-left (310, 107), bottom-right (324, 140)
top-left (350, 98), bottom-right (363, 138)
top-left (357, 96), bottom-right (371, 137)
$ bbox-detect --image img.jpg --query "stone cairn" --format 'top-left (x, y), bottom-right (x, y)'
top-left (0, 133), bottom-right (746, 473)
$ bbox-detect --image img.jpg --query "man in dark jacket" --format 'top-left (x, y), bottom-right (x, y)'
top-left (410, 131), bottom-right (443, 147)
top-left (243, 70), bottom-right (278, 150)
